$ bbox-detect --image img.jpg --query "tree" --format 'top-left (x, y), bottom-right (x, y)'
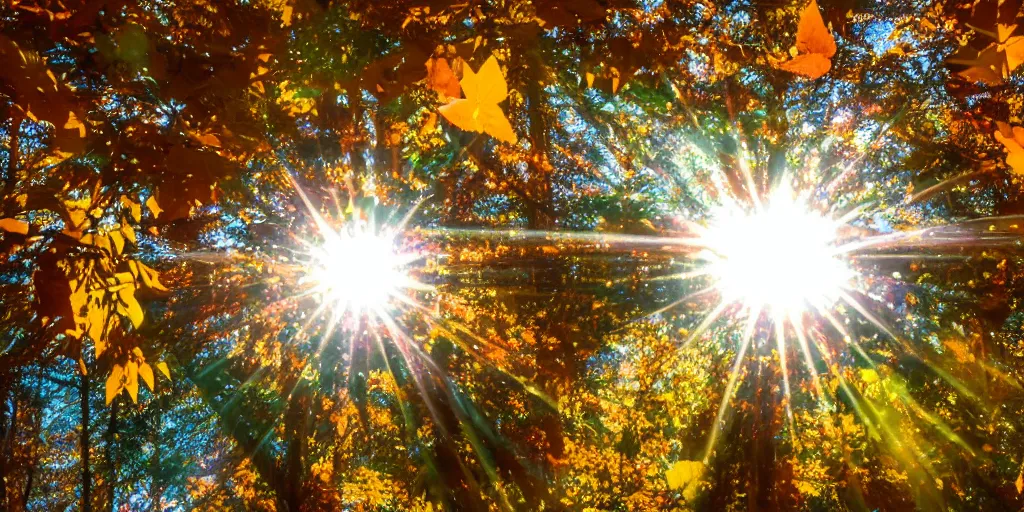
top-left (3, 0), bottom-right (1024, 510)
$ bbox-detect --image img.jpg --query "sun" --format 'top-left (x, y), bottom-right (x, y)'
top-left (698, 184), bottom-right (854, 315)
top-left (305, 219), bottom-right (422, 315)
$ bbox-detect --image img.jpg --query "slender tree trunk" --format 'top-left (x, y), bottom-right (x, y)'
top-left (150, 399), bottom-right (164, 512)
top-left (80, 371), bottom-right (92, 512)
top-left (2, 116), bottom-right (24, 216)
top-left (104, 399), bottom-right (118, 511)
top-left (282, 383), bottom-right (308, 511)
top-left (1, 375), bottom-right (9, 511)
top-left (22, 451), bottom-right (35, 511)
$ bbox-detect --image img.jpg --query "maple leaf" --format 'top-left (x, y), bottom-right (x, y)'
top-left (439, 55), bottom-right (518, 144)
top-left (425, 57), bottom-right (461, 100)
top-left (947, 1), bottom-right (1024, 84)
top-left (776, 0), bottom-right (836, 80)
top-left (994, 121), bottom-right (1024, 175)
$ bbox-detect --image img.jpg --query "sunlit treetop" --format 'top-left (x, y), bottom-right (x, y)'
top-left (2, 0), bottom-right (1024, 511)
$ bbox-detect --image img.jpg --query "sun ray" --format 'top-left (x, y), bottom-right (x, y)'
top-left (702, 307), bottom-right (759, 463)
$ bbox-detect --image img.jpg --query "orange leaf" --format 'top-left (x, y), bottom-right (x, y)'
top-left (438, 55), bottom-right (517, 144)
top-left (146, 196), bottom-right (163, 219)
top-left (994, 122), bottom-right (1024, 175)
top-left (776, 0), bottom-right (836, 79)
top-left (0, 218), bottom-right (29, 235)
top-left (425, 58), bottom-right (462, 100)
top-left (64, 111), bottom-right (86, 137)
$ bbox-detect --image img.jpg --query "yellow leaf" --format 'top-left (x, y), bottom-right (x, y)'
top-left (666, 460), bottom-right (705, 493)
top-left (1005, 36), bottom-right (1024, 75)
top-left (585, 71), bottom-right (595, 88)
top-left (121, 224), bottom-right (136, 244)
top-left (125, 361), bottom-right (139, 402)
top-left (66, 205), bottom-right (89, 231)
top-left (776, 0), bottom-right (836, 79)
top-left (438, 55), bottom-right (518, 144)
top-left (280, 3), bottom-right (293, 26)
top-left (109, 230), bottom-right (125, 255)
top-left (0, 218), bottom-right (29, 235)
top-left (130, 260), bottom-right (168, 292)
top-left (419, 112), bottom-right (438, 136)
top-left (95, 234), bottom-right (113, 254)
top-left (119, 286), bottom-right (144, 328)
top-left (87, 304), bottom-right (106, 346)
top-left (139, 362), bottom-right (154, 391)
top-left (121, 195), bottom-right (142, 223)
top-left (156, 361), bottom-right (171, 380)
top-left (64, 111), bottom-right (86, 137)
top-left (1016, 470), bottom-right (1023, 494)
top-left (146, 196), bottom-right (162, 219)
top-left (860, 368), bottom-right (879, 384)
top-left (106, 364), bottom-right (124, 404)
top-left (995, 123), bottom-right (1024, 175)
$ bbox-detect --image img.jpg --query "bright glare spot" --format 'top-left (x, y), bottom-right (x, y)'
top-left (306, 221), bottom-right (418, 314)
top-left (700, 186), bottom-right (853, 313)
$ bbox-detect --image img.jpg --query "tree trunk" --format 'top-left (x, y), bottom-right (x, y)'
top-left (0, 375), bottom-right (11, 511)
top-left (80, 371), bottom-right (92, 512)
top-left (149, 397), bottom-right (164, 512)
top-left (2, 116), bottom-right (24, 216)
top-left (282, 382), bottom-right (308, 511)
top-left (104, 399), bottom-right (118, 511)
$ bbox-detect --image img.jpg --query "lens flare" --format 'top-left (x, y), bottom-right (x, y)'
top-left (699, 185), bottom-right (853, 314)
top-left (304, 220), bottom-right (422, 316)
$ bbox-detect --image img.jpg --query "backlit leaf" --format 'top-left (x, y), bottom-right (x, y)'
top-left (0, 218), bottom-right (29, 235)
top-left (139, 362), bottom-right (154, 391)
top-left (776, 0), bottom-right (836, 79)
top-left (439, 55), bottom-right (517, 143)
top-left (106, 364), bottom-right (123, 405)
top-left (156, 361), bottom-right (171, 380)
top-left (125, 361), bottom-right (139, 402)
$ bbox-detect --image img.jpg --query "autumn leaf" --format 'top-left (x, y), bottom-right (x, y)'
top-left (139, 362), bottom-right (155, 391)
top-left (0, 218), bottom-right (29, 235)
top-left (776, 0), bottom-right (836, 80)
top-left (129, 260), bottom-right (169, 292)
top-left (947, 4), bottom-right (1024, 86)
top-left (64, 111), bottom-right (86, 137)
top-left (439, 55), bottom-right (518, 144)
top-left (121, 224), bottom-right (136, 244)
top-left (194, 132), bottom-right (222, 147)
top-left (156, 361), bottom-right (171, 380)
top-left (106, 364), bottom-right (124, 404)
top-left (125, 360), bottom-right (139, 402)
top-left (87, 304), bottom-right (108, 354)
top-left (109, 229), bottom-right (125, 254)
top-left (994, 121), bottom-right (1024, 174)
top-left (425, 57), bottom-right (462, 100)
top-left (859, 368), bottom-right (879, 384)
top-left (117, 284), bottom-right (144, 329)
top-left (666, 460), bottom-right (705, 501)
top-left (121, 195), bottom-right (142, 223)
top-left (146, 195), bottom-right (163, 219)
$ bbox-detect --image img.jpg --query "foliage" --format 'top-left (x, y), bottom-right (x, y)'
top-left (3, 0), bottom-right (1024, 511)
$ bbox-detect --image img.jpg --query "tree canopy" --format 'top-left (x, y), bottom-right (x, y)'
top-left (3, 0), bottom-right (1024, 510)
